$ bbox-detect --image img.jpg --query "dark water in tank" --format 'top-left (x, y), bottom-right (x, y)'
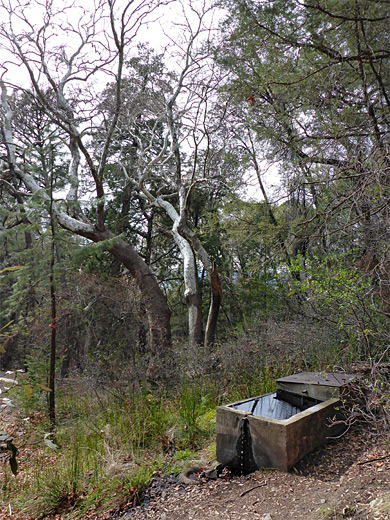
top-left (231, 392), bottom-right (303, 420)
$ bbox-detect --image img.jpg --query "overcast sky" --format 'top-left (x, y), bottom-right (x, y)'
top-left (0, 0), bottom-right (279, 201)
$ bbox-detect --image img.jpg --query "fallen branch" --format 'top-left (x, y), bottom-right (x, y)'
top-left (357, 454), bottom-right (390, 465)
top-left (239, 482), bottom-right (267, 497)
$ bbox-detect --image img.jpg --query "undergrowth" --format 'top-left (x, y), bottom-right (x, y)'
top-left (1, 374), bottom-right (222, 518)
top-left (1, 336), bottom-right (384, 519)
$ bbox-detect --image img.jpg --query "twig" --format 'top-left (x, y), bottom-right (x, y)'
top-left (357, 454), bottom-right (390, 465)
top-left (239, 481), bottom-right (267, 497)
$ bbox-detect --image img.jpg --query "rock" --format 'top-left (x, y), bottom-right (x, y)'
top-left (203, 468), bottom-right (218, 480)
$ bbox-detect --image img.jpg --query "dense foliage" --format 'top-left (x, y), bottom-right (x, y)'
top-left (0, 0), bottom-right (389, 381)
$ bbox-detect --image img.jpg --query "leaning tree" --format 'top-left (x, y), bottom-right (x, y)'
top-left (0, 0), bottom-right (173, 377)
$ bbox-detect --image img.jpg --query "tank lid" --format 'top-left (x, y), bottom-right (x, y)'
top-left (276, 372), bottom-right (358, 387)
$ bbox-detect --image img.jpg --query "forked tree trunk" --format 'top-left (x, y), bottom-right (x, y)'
top-left (177, 220), bottom-right (223, 347)
top-left (154, 198), bottom-right (203, 346)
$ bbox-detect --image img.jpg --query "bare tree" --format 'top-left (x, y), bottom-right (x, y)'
top-left (0, 0), bottom-right (172, 379)
top-left (115, 3), bottom-right (224, 346)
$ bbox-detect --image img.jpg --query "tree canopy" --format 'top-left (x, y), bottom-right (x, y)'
top-left (1, 0), bottom-right (389, 381)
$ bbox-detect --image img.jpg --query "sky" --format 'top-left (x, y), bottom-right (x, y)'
top-left (0, 0), bottom-right (280, 202)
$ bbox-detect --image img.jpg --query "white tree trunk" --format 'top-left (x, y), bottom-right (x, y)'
top-left (156, 197), bottom-right (203, 345)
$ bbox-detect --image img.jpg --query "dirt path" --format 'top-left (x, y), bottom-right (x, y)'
top-left (119, 426), bottom-right (390, 520)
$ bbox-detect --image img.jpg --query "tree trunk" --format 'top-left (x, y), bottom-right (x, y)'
top-left (49, 175), bottom-right (56, 429)
top-left (178, 233), bottom-right (203, 346)
top-left (49, 249), bottom-right (56, 429)
top-left (57, 223), bottom-right (172, 382)
top-left (110, 235), bottom-right (172, 383)
top-left (154, 198), bottom-right (204, 346)
top-left (204, 263), bottom-right (222, 347)
top-left (176, 220), bottom-right (223, 347)
top-left (109, 239), bottom-right (171, 355)
top-left (185, 254), bottom-right (203, 346)
top-left (84, 229), bottom-right (172, 368)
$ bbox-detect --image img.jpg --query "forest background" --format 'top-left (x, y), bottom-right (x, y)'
top-left (0, 0), bottom-right (389, 517)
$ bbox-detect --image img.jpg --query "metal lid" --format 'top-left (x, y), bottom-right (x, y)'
top-left (276, 372), bottom-right (358, 387)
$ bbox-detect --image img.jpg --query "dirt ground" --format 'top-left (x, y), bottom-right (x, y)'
top-left (117, 425), bottom-right (390, 520)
